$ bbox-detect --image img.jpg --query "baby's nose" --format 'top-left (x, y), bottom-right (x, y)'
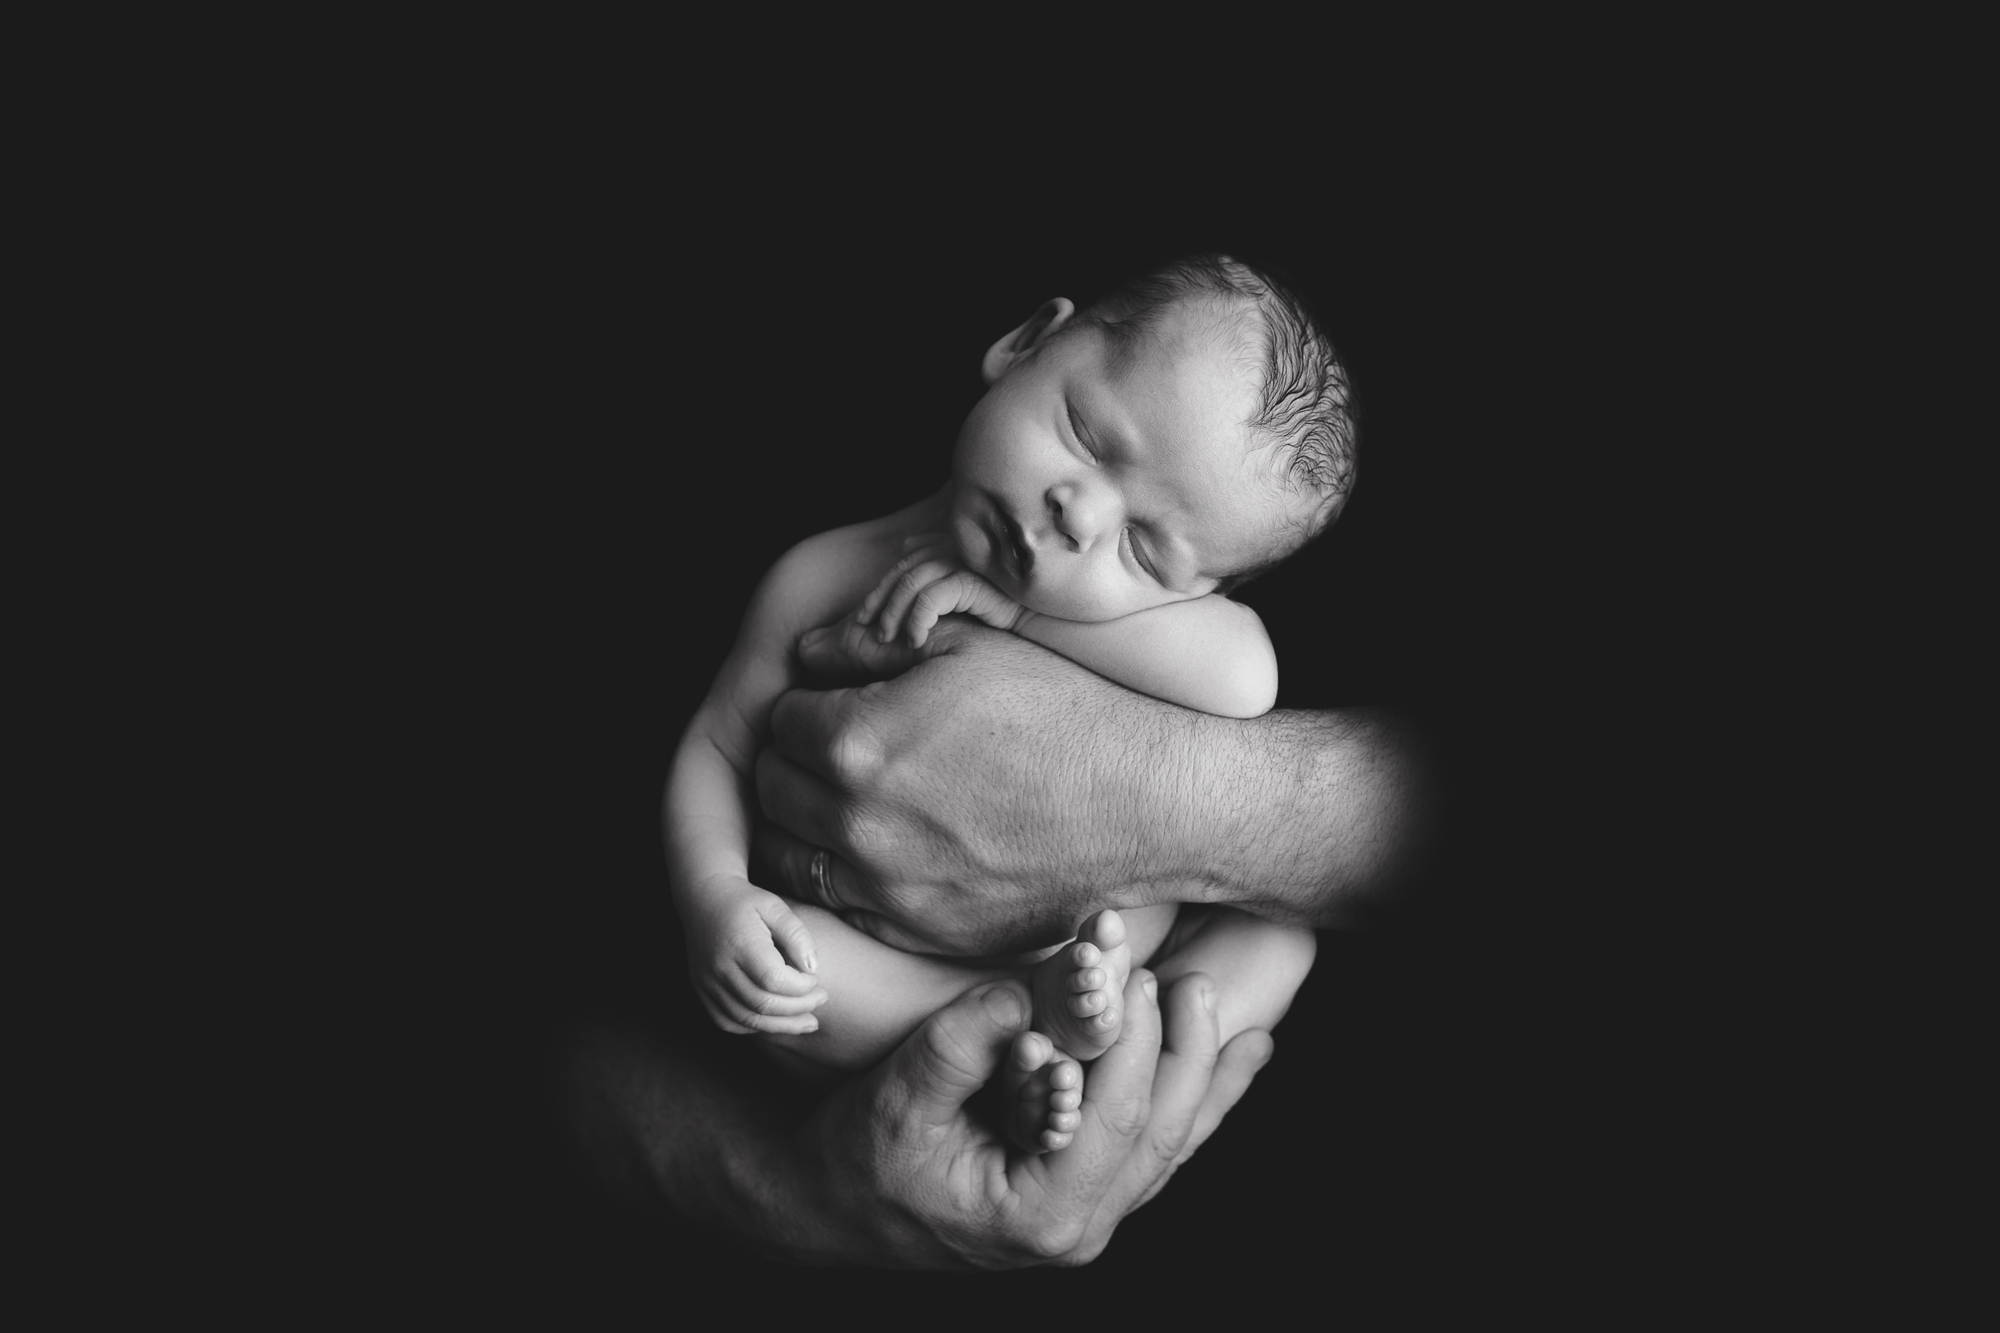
top-left (1048, 481), bottom-right (1113, 552)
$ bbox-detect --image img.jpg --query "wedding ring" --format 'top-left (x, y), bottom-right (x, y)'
top-left (809, 848), bottom-right (837, 907)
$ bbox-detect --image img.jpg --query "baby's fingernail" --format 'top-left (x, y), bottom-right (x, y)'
top-left (803, 1018), bottom-right (818, 1032)
top-left (804, 953), bottom-right (818, 973)
top-left (1200, 981), bottom-right (1216, 1014)
top-left (1140, 973), bottom-right (1157, 1001)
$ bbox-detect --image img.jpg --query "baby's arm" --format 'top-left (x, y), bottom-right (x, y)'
top-left (665, 508), bottom-right (927, 1035)
top-left (861, 544), bottom-right (1277, 719)
top-left (1015, 599), bottom-right (1277, 719)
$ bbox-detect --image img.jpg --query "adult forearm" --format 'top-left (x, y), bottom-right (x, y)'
top-left (1153, 706), bottom-right (1436, 927)
top-left (761, 620), bottom-right (1437, 956)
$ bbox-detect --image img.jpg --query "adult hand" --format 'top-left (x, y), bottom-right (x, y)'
top-left (755, 617), bottom-right (1429, 955)
top-left (755, 618), bottom-right (1208, 955)
top-left (788, 969), bottom-right (1275, 1268)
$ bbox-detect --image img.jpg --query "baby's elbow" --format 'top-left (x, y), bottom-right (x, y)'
top-left (1204, 653), bottom-right (1278, 719)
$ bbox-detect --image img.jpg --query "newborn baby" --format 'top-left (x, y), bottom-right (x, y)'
top-left (665, 254), bottom-right (1357, 1151)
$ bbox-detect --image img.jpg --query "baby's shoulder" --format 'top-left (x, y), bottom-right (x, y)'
top-left (751, 491), bottom-right (945, 633)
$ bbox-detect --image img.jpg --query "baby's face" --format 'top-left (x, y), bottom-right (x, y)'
top-left (948, 304), bottom-right (1294, 622)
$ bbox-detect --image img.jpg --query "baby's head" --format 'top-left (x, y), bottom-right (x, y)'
top-left (948, 253), bottom-right (1356, 622)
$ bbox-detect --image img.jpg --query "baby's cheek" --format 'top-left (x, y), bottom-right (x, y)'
top-left (1022, 568), bottom-right (1134, 622)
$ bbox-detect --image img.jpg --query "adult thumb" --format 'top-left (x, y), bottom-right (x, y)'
top-left (880, 980), bottom-right (1030, 1131)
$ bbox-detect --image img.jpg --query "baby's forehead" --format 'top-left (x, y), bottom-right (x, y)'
top-left (1102, 296), bottom-right (1265, 399)
top-left (1088, 317), bottom-right (1308, 576)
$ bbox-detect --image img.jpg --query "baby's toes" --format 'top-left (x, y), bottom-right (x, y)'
top-left (998, 1033), bottom-right (1076, 1154)
top-left (1036, 1056), bottom-right (1083, 1151)
top-left (1031, 938), bottom-right (1125, 1062)
top-left (1067, 961), bottom-right (1107, 993)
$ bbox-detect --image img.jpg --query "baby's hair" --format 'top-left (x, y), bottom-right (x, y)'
top-left (1070, 253), bottom-right (1358, 590)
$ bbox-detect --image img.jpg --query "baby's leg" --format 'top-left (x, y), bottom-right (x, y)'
top-left (757, 902), bottom-right (1015, 1072)
top-left (759, 901), bottom-right (1191, 1151)
top-left (1147, 906), bottom-right (1318, 1046)
top-left (759, 901), bottom-right (1184, 1072)
top-left (1000, 904), bottom-right (1181, 1151)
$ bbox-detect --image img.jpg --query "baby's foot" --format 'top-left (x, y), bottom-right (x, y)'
top-left (1031, 909), bottom-right (1132, 1062)
top-left (998, 1031), bottom-right (1083, 1154)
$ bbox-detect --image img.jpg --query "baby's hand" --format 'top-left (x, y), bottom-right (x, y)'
top-left (684, 875), bottom-right (826, 1036)
top-left (855, 533), bottom-right (1026, 648)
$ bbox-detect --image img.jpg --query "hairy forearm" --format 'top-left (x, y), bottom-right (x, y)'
top-left (1114, 704), bottom-right (1436, 927)
top-left (769, 620), bottom-right (1438, 956)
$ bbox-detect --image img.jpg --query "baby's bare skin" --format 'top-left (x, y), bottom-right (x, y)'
top-left (667, 283), bottom-right (1334, 1148)
top-left (1001, 909), bottom-right (1135, 1152)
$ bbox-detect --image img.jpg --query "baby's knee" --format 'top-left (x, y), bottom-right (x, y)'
top-left (1264, 920), bottom-right (1317, 984)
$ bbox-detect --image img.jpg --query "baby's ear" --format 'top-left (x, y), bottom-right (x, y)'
top-left (980, 298), bottom-right (1076, 384)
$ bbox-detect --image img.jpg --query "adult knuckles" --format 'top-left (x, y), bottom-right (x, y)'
top-left (839, 812), bottom-right (897, 866)
top-left (826, 720), bottom-right (885, 782)
top-left (1010, 1213), bottom-right (1087, 1263)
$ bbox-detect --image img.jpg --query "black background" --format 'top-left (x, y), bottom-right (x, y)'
top-left (123, 31), bottom-right (1953, 1322)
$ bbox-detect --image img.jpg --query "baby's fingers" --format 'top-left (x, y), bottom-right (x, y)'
top-left (737, 1011), bottom-right (822, 1036)
top-left (709, 994), bottom-right (821, 1035)
top-left (726, 976), bottom-right (828, 1016)
top-left (697, 988), bottom-right (756, 1036)
top-left (878, 558), bottom-right (959, 642)
top-left (857, 545), bottom-right (941, 626)
top-left (730, 946), bottom-right (827, 1009)
top-left (904, 573), bottom-right (973, 647)
top-left (755, 895), bottom-right (819, 977)
top-left (714, 972), bottom-right (825, 1032)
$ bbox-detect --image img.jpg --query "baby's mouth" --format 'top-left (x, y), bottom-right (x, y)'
top-left (996, 504), bottom-right (1034, 580)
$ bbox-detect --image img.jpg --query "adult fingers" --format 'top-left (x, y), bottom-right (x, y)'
top-left (833, 906), bottom-right (940, 955)
top-left (877, 980), bottom-right (1030, 1133)
top-left (751, 821), bottom-right (878, 917)
top-left (766, 684), bottom-right (864, 779)
top-left (1049, 969), bottom-right (1162, 1211)
top-left (1179, 1029), bottom-right (1274, 1168)
top-left (753, 750), bottom-right (848, 853)
top-left (753, 822), bottom-right (827, 903)
top-left (1113, 973), bottom-right (1223, 1216)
